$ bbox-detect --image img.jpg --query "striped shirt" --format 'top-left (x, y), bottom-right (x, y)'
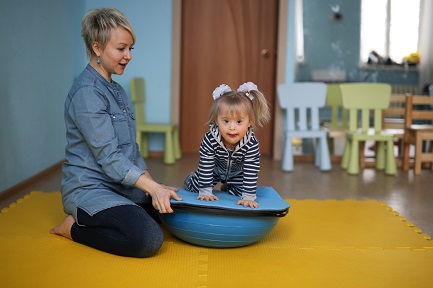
top-left (187, 124), bottom-right (261, 201)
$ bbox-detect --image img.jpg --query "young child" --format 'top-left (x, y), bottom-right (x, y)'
top-left (184, 82), bottom-right (271, 208)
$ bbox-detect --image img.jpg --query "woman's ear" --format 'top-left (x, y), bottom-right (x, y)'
top-left (92, 42), bottom-right (101, 57)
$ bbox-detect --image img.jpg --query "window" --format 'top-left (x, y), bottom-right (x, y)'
top-left (360, 0), bottom-right (421, 64)
top-left (295, 0), bottom-right (304, 63)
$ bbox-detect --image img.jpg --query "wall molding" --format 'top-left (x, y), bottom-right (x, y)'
top-left (0, 160), bottom-right (64, 203)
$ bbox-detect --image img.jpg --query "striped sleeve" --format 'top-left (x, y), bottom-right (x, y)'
top-left (241, 137), bottom-right (260, 200)
top-left (197, 132), bottom-right (217, 192)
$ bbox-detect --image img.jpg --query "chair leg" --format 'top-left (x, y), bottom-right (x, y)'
top-left (137, 131), bottom-right (149, 158)
top-left (385, 139), bottom-right (397, 175)
top-left (173, 126), bottom-right (182, 160)
top-left (403, 137), bottom-right (411, 171)
top-left (318, 136), bottom-right (331, 171)
top-left (347, 140), bottom-right (359, 175)
top-left (414, 135), bottom-right (423, 175)
top-left (327, 137), bottom-right (334, 156)
top-left (282, 135), bottom-right (294, 172)
top-left (341, 138), bottom-right (351, 170)
top-left (428, 140), bottom-right (433, 171)
top-left (359, 141), bottom-right (366, 169)
top-left (375, 141), bottom-right (385, 170)
top-left (313, 139), bottom-right (320, 168)
top-left (164, 131), bottom-right (175, 165)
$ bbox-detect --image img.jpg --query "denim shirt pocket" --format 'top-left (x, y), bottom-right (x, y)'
top-left (110, 112), bottom-right (131, 146)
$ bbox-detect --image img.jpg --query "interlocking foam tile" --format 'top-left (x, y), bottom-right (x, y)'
top-left (263, 199), bottom-right (432, 250)
top-left (1, 192), bottom-right (432, 288)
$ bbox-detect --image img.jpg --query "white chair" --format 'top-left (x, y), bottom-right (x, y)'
top-left (277, 82), bottom-right (331, 172)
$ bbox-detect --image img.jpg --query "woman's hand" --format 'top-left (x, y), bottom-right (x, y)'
top-left (150, 184), bottom-right (182, 214)
top-left (134, 170), bottom-right (182, 214)
top-left (237, 199), bottom-right (259, 208)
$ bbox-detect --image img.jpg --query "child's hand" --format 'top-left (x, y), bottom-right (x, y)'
top-left (237, 199), bottom-right (259, 208)
top-left (197, 194), bottom-right (219, 201)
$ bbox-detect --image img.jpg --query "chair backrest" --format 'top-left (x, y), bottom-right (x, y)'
top-left (382, 94), bottom-right (407, 129)
top-left (339, 83), bottom-right (391, 132)
top-left (130, 77), bottom-right (146, 124)
top-left (326, 84), bottom-right (348, 129)
top-left (277, 82), bottom-right (327, 131)
top-left (404, 95), bottom-right (433, 127)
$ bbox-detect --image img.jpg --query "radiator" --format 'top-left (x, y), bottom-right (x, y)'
top-left (391, 85), bottom-right (419, 95)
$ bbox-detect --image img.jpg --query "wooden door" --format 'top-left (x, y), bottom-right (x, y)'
top-left (180, 0), bottom-right (278, 155)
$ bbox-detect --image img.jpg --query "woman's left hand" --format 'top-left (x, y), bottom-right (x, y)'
top-left (134, 171), bottom-right (182, 214)
top-left (151, 184), bottom-right (182, 214)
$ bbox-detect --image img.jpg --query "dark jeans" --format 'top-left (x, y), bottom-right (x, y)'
top-left (71, 204), bottom-right (163, 258)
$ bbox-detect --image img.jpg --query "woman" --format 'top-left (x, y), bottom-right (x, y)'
top-left (50, 8), bottom-right (182, 258)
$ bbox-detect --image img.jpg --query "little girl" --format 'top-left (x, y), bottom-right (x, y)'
top-left (184, 82), bottom-right (270, 208)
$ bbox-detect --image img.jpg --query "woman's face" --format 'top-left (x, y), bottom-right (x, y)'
top-left (95, 27), bottom-right (134, 81)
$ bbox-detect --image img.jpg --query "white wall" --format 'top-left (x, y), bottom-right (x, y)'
top-left (0, 0), bottom-right (296, 192)
top-left (84, 0), bottom-right (175, 153)
top-left (0, 1), bottom-right (175, 192)
top-left (0, 0), bottom-right (85, 191)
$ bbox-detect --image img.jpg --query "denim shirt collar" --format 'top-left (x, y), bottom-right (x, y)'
top-left (85, 64), bottom-right (120, 90)
top-left (85, 64), bottom-right (129, 110)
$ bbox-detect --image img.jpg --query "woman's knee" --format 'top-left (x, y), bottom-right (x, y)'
top-left (128, 222), bottom-right (164, 258)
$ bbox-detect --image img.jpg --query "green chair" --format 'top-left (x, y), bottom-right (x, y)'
top-left (340, 83), bottom-right (397, 175)
top-left (322, 84), bottom-right (348, 156)
top-left (130, 77), bottom-right (181, 164)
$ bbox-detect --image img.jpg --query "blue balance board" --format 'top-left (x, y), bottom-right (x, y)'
top-left (158, 186), bottom-right (290, 248)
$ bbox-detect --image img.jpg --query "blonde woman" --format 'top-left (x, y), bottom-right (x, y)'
top-left (50, 8), bottom-right (181, 258)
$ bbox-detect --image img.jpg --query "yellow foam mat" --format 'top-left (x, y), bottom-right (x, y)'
top-left (1, 192), bottom-right (432, 288)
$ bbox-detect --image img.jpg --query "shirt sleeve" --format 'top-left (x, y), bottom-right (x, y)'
top-left (241, 137), bottom-right (260, 201)
top-left (197, 132), bottom-right (216, 193)
top-left (135, 143), bottom-right (147, 171)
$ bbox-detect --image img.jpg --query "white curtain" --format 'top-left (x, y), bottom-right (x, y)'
top-left (419, 0), bottom-right (433, 93)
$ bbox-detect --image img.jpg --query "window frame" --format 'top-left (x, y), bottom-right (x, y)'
top-left (359, 0), bottom-right (421, 67)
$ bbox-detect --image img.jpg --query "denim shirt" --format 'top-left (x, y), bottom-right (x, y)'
top-left (61, 65), bottom-right (147, 217)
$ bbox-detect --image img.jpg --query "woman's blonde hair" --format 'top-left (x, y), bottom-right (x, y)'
top-left (207, 89), bottom-right (271, 129)
top-left (81, 8), bottom-right (136, 58)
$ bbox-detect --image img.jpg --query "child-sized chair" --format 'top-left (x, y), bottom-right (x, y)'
top-left (277, 82), bottom-right (331, 172)
top-left (340, 83), bottom-right (397, 175)
top-left (403, 95), bottom-right (433, 175)
top-left (381, 94), bottom-right (407, 165)
top-left (322, 84), bottom-right (348, 156)
top-left (130, 77), bottom-right (181, 164)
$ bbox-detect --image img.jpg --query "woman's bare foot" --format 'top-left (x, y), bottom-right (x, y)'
top-left (50, 215), bottom-right (75, 240)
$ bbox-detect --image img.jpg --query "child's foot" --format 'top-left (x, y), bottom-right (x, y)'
top-left (50, 215), bottom-right (75, 240)
top-left (184, 172), bottom-right (194, 190)
top-left (220, 182), bottom-right (228, 191)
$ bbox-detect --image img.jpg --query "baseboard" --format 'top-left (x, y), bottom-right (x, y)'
top-left (147, 151), bottom-right (164, 158)
top-left (0, 154), bottom-right (164, 203)
top-left (293, 155), bottom-right (342, 163)
top-left (0, 160), bottom-right (64, 203)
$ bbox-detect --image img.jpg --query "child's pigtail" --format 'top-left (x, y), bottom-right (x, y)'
top-left (237, 82), bottom-right (271, 128)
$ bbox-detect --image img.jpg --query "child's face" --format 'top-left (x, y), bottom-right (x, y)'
top-left (216, 105), bottom-right (251, 149)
